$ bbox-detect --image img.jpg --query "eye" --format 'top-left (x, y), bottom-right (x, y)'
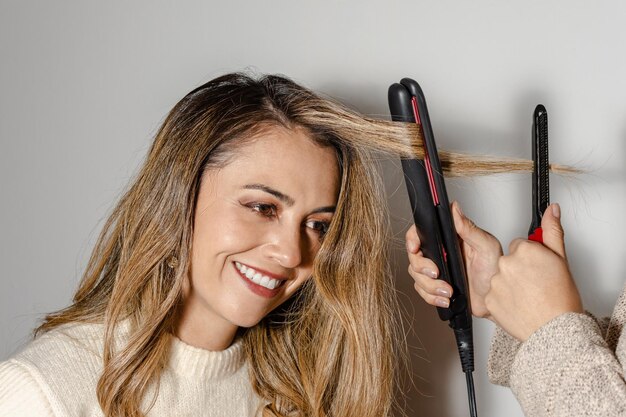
top-left (306, 219), bottom-right (331, 239)
top-left (246, 202), bottom-right (278, 218)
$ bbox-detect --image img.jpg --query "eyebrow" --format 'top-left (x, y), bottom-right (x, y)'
top-left (243, 184), bottom-right (295, 205)
top-left (310, 206), bottom-right (336, 214)
top-left (242, 183), bottom-right (336, 214)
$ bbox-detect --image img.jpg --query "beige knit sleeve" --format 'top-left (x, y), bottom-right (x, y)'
top-left (0, 359), bottom-right (56, 417)
top-left (486, 324), bottom-right (523, 386)
top-left (494, 312), bottom-right (626, 416)
top-left (487, 312), bottom-right (611, 387)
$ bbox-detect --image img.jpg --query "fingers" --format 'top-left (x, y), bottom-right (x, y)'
top-left (406, 245), bottom-right (452, 308)
top-left (405, 224), bottom-right (420, 254)
top-left (541, 203), bottom-right (567, 258)
top-left (490, 217), bottom-right (581, 340)
top-left (507, 238), bottom-right (527, 254)
top-left (452, 201), bottom-right (502, 255)
top-left (409, 266), bottom-right (452, 308)
top-left (506, 203), bottom-right (567, 259)
top-left (452, 201), bottom-right (482, 248)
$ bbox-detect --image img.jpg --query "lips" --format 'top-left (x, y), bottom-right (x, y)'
top-left (233, 261), bottom-right (288, 298)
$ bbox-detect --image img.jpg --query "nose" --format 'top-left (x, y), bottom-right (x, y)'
top-left (264, 223), bottom-right (303, 269)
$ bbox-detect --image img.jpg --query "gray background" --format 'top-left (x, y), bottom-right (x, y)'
top-left (1, 1), bottom-right (625, 416)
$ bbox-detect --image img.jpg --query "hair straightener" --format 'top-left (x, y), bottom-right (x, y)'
top-left (388, 78), bottom-right (477, 417)
top-left (528, 104), bottom-right (549, 243)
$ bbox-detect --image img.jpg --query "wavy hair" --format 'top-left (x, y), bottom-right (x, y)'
top-left (35, 73), bottom-right (570, 417)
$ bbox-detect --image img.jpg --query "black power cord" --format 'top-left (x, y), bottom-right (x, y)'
top-left (455, 328), bottom-right (478, 417)
top-left (466, 372), bottom-right (477, 417)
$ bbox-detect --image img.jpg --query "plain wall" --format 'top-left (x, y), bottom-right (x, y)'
top-left (1, 1), bottom-right (625, 416)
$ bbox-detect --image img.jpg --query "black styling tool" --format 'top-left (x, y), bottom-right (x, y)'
top-left (528, 105), bottom-right (549, 243)
top-left (388, 78), bottom-right (477, 417)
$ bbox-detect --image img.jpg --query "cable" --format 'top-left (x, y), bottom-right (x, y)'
top-left (465, 371), bottom-right (478, 417)
top-left (455, 327), bottom-right (478, 417)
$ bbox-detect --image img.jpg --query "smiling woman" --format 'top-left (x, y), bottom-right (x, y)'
top-left (0, 73), bottom-right (538, 417)
top-left (178, 126), bottom-right (340, 351)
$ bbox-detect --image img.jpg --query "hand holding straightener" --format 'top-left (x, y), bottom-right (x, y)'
top-left (408, 202), bottom-right (583, 341)
top-left (407, 103), bottom-right (583, 341)
top-left (406, 201), bottom-right (501, 321)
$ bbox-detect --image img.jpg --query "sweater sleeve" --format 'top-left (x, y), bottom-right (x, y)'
top-left (487, 311), bottom-right (611, 387)
top-left (0, 359), bottom-right (56, 417)
top-left (486, 324), bottom-right (523, 386)
top-left (494, 312), bottom-right (626, 416)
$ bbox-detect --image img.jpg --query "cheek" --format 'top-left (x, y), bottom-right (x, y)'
top-left (192, 206), bottom-right (265, 266)
top-left (304, 236), bottom-right (324, 265)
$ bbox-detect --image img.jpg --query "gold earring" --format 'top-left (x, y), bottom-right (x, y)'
top-left (166, 256), bottom-right (179, 269)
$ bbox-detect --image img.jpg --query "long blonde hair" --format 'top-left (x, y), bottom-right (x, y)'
top-left (36, 73), bottom-right (564, 417)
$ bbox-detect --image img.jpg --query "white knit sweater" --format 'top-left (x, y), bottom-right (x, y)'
top-left (0, 321), bottom-right (263, 416)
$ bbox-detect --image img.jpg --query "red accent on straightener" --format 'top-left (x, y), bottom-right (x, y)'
top-left (411, 97), bottom-right (439, 206)
top-left (528, 227), bottom-right (544, 243)
top-left (442, 245), bottom-right (448, 263)
top-left (413, 98), bottom-right (422, 124)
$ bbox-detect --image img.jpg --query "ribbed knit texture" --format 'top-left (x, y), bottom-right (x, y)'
top-left (488, 283), bottom-right (626, 416)
top-left (0, 321), bottom-right (263, 416)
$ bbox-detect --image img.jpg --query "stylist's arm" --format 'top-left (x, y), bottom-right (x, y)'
top-left (487, 204), bottom-right (626, 417)
top-left (408, 203), bottom-right (626, 416)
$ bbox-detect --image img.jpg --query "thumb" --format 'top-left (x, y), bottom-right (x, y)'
top-left (451, 201), bottom-right (493, 251)
top-left (540, 203), bottom-right (567, 258)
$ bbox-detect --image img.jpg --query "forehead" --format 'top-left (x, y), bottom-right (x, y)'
top-left (210, 126), bottom-right (340, 205)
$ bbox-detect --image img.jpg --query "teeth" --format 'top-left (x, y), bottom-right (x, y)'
top-left (235, 262), bottom-right (282, 291)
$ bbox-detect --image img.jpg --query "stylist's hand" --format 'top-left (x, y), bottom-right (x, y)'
top-left (406, 201), bottom-right (502, 319)
top-left (485, 203), bottom-right (584, 341)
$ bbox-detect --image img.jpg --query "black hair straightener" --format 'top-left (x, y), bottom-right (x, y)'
top-left (529, 104), bottom-right (549, 243)
top-left (388, 78), bottom-right (477, 417)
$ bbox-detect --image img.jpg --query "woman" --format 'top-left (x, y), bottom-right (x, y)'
top-left (0, 72), bottom-right (546, 417)
top-left (0, 73), bottom-right (397, 417)
top-left (408, 202), bottom-right (626, 416)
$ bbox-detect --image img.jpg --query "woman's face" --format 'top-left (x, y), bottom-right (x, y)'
top-left (180, 125), bottom-right (340, 342)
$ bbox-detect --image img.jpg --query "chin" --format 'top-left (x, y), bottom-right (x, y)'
top-left (226, 310), bottom-right (267, 329)
top-left (236, 319), bottom-right (263, 329)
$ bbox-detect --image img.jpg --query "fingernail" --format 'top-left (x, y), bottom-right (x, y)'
top-left (435, 298), bottom-right (450, 308)
top-left (420, 268), bottom-right (438, 278)
top-left (407, 240), bottom-right (417, 253)
top-left (552, 203), bottom-right (561, 219)
top-left (436, 288), bottom-right (451, 297)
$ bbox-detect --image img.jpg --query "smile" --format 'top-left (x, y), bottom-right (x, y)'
top-left (234, 261), bottom-right (285, 290)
